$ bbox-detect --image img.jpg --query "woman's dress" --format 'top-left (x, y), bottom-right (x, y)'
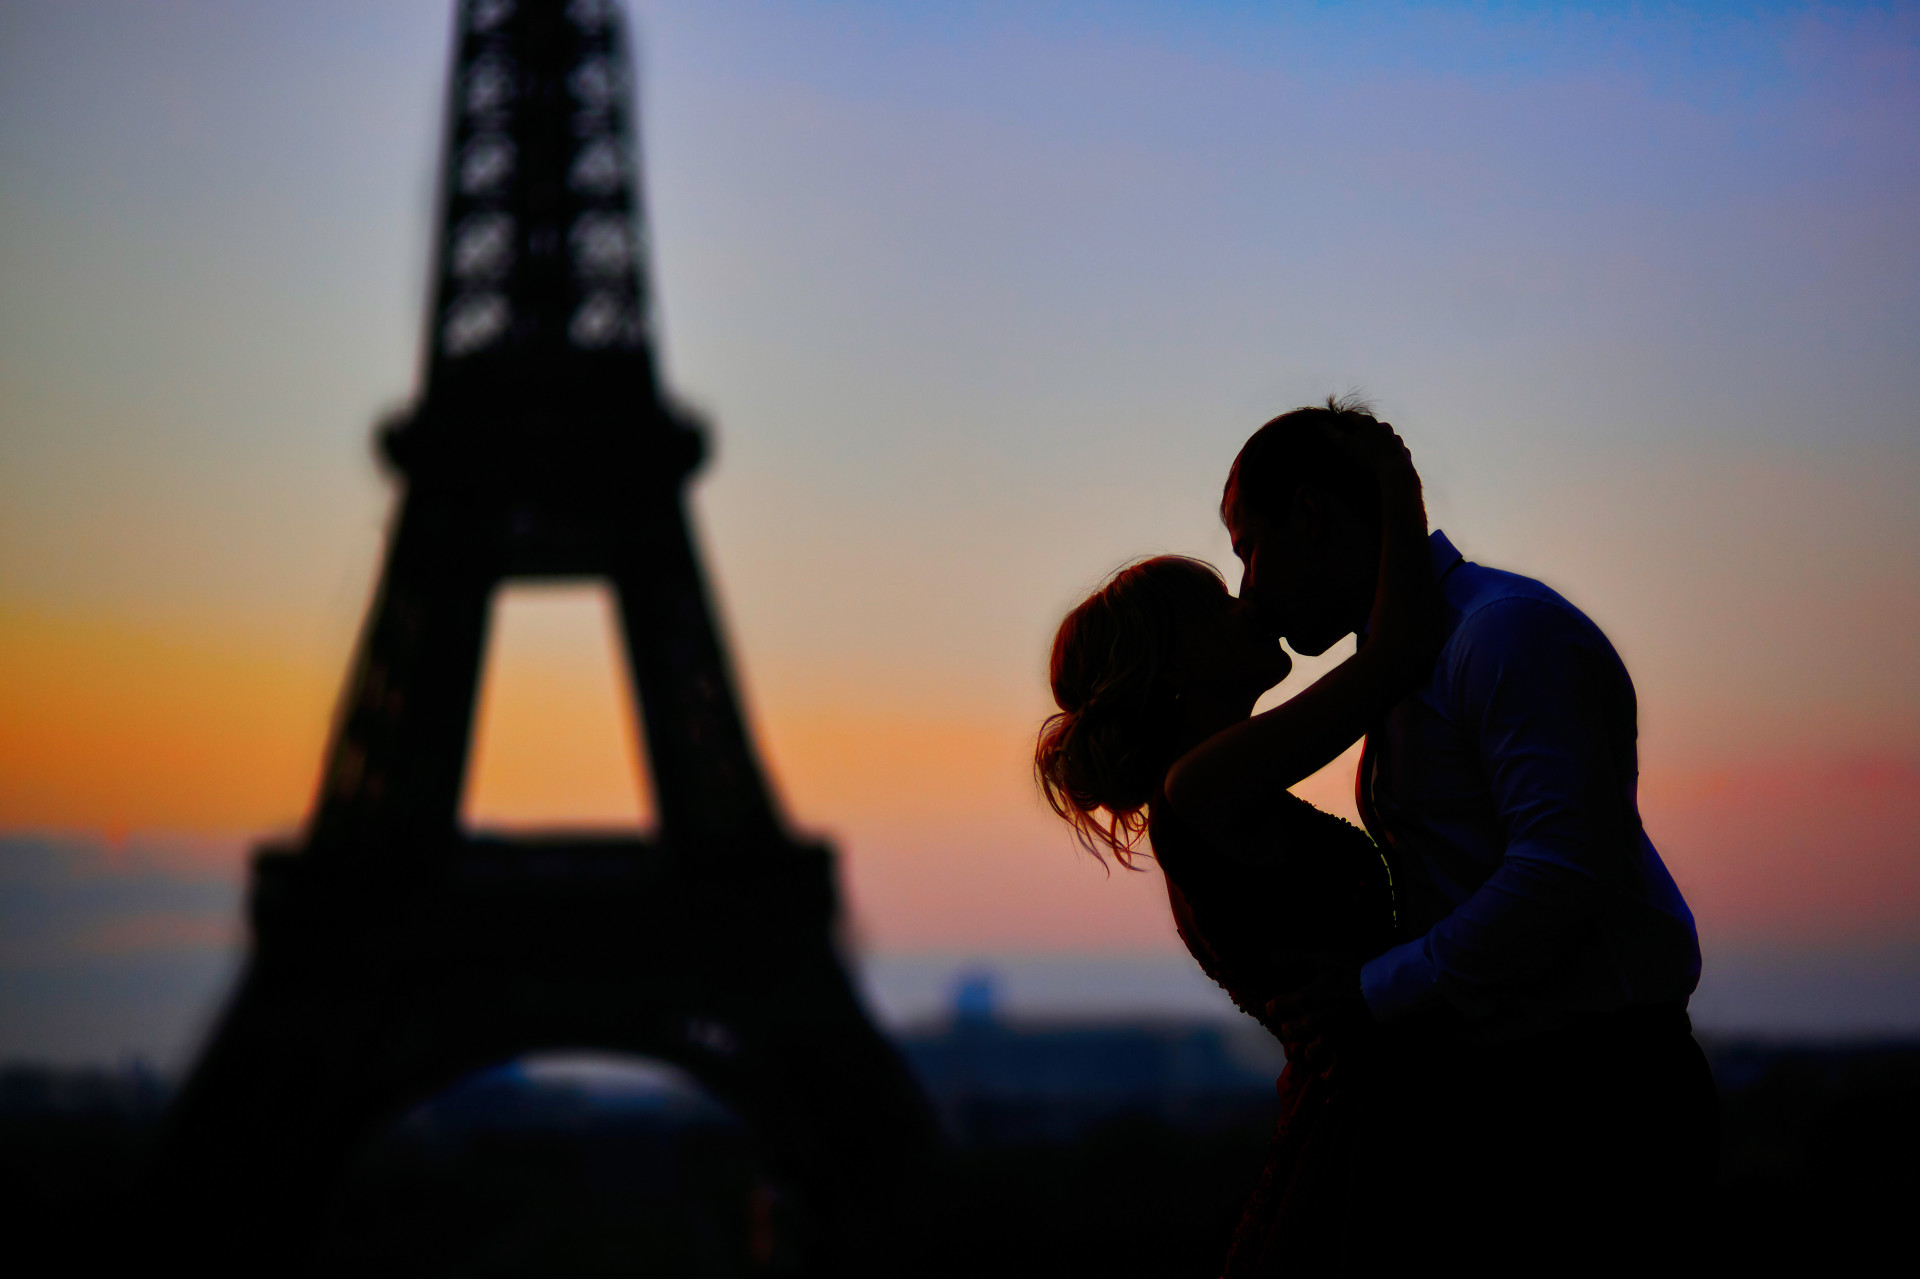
top-left (1148, 791), bottom-right (1401, 1276)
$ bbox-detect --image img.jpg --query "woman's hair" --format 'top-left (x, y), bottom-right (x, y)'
top-left (1035, 556), bottom-right (1231, 867)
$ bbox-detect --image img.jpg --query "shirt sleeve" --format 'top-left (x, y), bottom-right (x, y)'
top-left (1360, 597), bottom-right (1638, 1022)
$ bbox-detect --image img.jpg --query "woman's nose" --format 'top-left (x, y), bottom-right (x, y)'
top-left (1232, 595), bottom-right (1279, 640)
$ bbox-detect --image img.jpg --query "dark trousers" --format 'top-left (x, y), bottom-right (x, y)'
top-left (1360, 1005), bottom-right (1719, 1268)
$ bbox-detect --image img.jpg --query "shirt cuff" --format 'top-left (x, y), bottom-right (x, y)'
top-left (1360, 937), bottom-right (1441, 1022)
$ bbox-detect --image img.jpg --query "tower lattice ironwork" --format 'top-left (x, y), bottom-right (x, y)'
top-left (151, 1), bottom-right (938, 1269)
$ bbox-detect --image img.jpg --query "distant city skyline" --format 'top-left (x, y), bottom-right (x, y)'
top-left (2, 1), bottom-right (1915, 1060)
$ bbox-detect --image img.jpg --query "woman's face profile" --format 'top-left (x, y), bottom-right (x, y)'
top-left (1173, 591), bottom-right (1292, 705)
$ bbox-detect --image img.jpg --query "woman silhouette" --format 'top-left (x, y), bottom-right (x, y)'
top-left (1035, 416), bottom-right (1436, 1272)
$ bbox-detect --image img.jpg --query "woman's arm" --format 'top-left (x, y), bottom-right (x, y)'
top-left (1164, 421), bottom-right (1439, 836)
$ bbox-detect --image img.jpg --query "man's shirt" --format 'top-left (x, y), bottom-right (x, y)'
top-left (1356, 531), bottom-right (1701, 1039)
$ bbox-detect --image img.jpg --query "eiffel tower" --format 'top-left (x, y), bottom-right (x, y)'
top-left (151, 1), bottom-right (938, 1269)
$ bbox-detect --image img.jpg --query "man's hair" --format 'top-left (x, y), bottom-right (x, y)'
top-left (1223, 393), bottom-right (1382, 530)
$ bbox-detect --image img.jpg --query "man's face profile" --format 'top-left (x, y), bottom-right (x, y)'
top-left (1224, 483), bottom-right (1293, 645)
top-left (1224, 480), bottom-right (1365, 659)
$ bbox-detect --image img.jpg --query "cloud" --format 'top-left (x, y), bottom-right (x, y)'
top-left (0, 833), bottom-right (244, 1066)
top-left (1644, 754), bottom-right (1920, 950)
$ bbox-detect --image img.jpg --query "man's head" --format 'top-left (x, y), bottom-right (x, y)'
top-left (1222, 396), bottom-right (1384, 657)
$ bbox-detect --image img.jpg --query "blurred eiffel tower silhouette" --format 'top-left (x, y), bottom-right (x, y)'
top-left (152, 1), bottom-right (937, 1269)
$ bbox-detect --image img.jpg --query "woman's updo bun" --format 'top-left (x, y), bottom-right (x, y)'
top-left (1035, 556), bottom-right (1230, 866)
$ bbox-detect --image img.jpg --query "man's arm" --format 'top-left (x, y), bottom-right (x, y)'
top-left (1359, 596), bottom-right (1639, 1022)
top-left (1166, 420), bottom-right (1438, 836)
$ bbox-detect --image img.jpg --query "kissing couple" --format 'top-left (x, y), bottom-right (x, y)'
top-left (1036, 399), bottom-right (1717, 1270)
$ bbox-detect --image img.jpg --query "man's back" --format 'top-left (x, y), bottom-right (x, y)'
top-left (1356, 531), bottom-right (1701, 1039)
top-left (1348, 532), bottom-right (1717, 1263)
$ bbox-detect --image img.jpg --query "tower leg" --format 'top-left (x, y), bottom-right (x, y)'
top-left (614, 492), bottom-right (780, 846)
top-left (311, 493), bottom-right (496, 849)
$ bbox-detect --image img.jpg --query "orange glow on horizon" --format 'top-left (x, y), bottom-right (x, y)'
top-left (0, 603), bottom-right (331, 841)
top-left (4, 597), bottom-right (1916, 955)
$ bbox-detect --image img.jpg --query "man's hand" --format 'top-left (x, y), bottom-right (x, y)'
top-left (1264, 952), bottom-right (1373, 1081)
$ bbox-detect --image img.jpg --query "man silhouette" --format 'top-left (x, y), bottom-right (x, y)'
top-left (1226, 399), bottom-right (1716, 1260)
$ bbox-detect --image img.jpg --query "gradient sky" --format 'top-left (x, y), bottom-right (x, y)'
top-left (2, 1), bottom-right (1916, 1056)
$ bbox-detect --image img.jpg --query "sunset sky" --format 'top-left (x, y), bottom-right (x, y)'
top-left (2, 0), bottom-right (1916, 1061)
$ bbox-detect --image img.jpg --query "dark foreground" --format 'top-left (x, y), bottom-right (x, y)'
top-left (3, 1035), bottom-right (1914, 1276)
